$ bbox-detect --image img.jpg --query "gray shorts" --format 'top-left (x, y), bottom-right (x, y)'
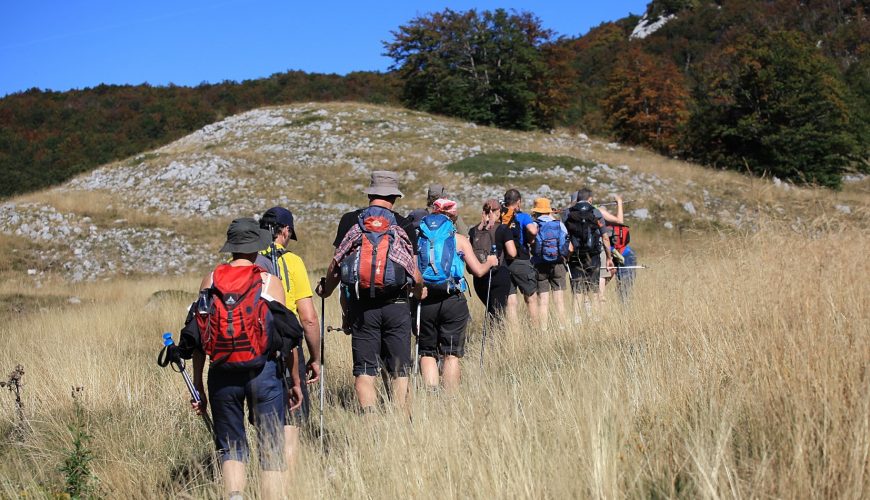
top-left (535, 262), bottom-right (567, 293)
top-left (507, 259), bottom-right (537, 297)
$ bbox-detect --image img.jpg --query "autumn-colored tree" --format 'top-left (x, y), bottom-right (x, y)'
top-left (604, 46), bottom-right (690, 154)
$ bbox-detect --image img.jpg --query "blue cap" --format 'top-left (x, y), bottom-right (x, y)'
top-left (260, 206), bottom-right (297, 240)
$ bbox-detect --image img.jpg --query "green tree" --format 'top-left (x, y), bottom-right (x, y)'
top-left (687, 30), bottom-right (858, 187)
top-left (384, 8), bottom-right (555, 130)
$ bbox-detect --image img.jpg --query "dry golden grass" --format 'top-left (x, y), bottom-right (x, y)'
top-left (0, 220), bottom-right (867, 499)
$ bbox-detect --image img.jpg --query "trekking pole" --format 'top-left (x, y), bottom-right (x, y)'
top-left (413, 301), bottom-right (421, 377)
top-left (479, 244), bottom-right (496, 371)
top-left (318, 278), bottom-right (326, 453)
top-left (600, 265), bottom-right (648, 270)
top-left (157, 333), bottom-right (214, 437)
top-left (597, 199), bottom-right (635, 207)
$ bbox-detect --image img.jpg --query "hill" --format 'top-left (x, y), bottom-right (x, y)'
top-left (0, 102), bottom-right (867, 284)
top-left (2, 1), bottom-right (867, 198)
top-left (0, 104), bottom-right (867, 497)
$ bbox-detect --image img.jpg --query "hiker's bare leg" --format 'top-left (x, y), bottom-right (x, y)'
top-left (525, 293), bottom-right (539, 324)
top-left (283, 425), bottom-right (299, 471)
top-left (390, 375), bottom-right (409, 412)
top-left (260, 470), bottom-right (283, 500)
top-left (441, 355), bottom-right (461, 392)
top-left (506, 293), bottom-right (518, 323)
top-left (222, 460), bottom-right (246, 496)
top-left (420, 356), bottom-right (439, 388)
top-left (538, 291), bottom-right (550, 328)
top-left (553, 290), bottom-right (566, 317)
top-left (355, 374), bottom-right (377, 410)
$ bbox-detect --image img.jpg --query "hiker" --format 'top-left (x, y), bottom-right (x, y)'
top-left (529, 198), bottom-right (571, 327)
top-left (595, 195), bottom-right (624, 303)
top-left (468, 198), bottom-right (516, 319)
top-left (500, 189), bottom-right (539, 324)
top-left (257, 206), bottom-right (322, 469)
top-left (187, 217), bottom-right (303, 500)
top-left (563, 188), bottom-right (615, 315)
top-left (609, 220), bottom-right (636, 302)
top-left (416, 198), bottom-right (497, 391)
top-left (407, 184), bottom-right (469, 234)
top-left (317, 171), bottom-right (423, 413)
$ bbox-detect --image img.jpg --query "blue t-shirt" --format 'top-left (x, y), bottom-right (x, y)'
top-left (508, 211), bottom-right (534, 260)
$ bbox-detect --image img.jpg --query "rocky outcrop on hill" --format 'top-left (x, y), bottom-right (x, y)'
top-left (1, 103), bottom-right (856, 282)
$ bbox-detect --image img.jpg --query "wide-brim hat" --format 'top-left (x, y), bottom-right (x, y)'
top-left (532, 197), bottom-right (554, 214)
top-left (363, 170), bottom-right (403, 198)
top-left (220, 217), bottom-right (273, 253)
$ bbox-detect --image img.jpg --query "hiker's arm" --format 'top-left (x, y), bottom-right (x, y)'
top-left (457, 235), bottom-right (495, 278)
top-left (295, 297), bottom-right (321, 383)
top-left (287, 347), bottom-right (303, 412)
top-left (600, 205), bottom-right (624, 225)
top-left (600, 231), bottom-right (614, 269)
top-left (411, 261), bottom-right (425, 299)
top-left (504, 239), bottom-right (517, 259)
top-left (191, 350), bottom-right (207, 415)
top-left (316, 259), bottom-right (340, 297)
top-left (263, 274), bottom-right (286, 306)
top-left (525, 221), bottom-right (538, 237)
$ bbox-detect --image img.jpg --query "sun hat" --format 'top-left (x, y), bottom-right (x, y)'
top-left (532, 198), bottom-right (554, 215)
top-left (219, 217), bottom-right (273, 253)
top-left (260, 206), bottom-right (297, 240)
top-left (427, 184), bottom-right (446, 205)
top-left (363, 171), bottom-right (403, 198)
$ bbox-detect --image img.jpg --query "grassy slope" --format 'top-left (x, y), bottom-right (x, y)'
top-left (0, 103), bottom-right (867, 497)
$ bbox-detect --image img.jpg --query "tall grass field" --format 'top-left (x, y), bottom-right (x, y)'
top-left (0, 220), bottom-right (866, 498)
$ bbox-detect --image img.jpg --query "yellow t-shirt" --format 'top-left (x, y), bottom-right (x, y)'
top-left (262, 245), bottom-right (313, 317)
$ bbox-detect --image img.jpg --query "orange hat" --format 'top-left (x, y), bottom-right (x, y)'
top-left (532, 198), bottom-right (554, 214)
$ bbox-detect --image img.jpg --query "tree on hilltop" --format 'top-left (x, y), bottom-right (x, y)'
top-left (384, 8), bottom-right (560, 130)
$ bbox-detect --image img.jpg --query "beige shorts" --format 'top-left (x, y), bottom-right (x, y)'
top-left (599, 249), bottom-right (611, 279)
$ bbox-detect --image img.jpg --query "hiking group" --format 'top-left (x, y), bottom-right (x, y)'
top-left (165, 171), bottom-right (637, 499)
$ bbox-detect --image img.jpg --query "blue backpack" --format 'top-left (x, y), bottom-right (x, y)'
top-left (534, 218), bottom-right (570, 263)
top-left (417, 214), bottom-right (467, 293)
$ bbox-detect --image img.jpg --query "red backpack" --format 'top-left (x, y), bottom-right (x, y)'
top-left (339, 206), bottom-right (411, 298)
top-left (196, 264), bottom-right (276, 370)
top-left (609, 223), bottom-right (630, 254)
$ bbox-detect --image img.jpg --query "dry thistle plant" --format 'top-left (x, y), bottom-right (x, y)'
top-left (0, 364), bottom-right (27, 441)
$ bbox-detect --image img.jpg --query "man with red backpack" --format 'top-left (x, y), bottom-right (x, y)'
top-left (187, 217), bottom-right (303, 500)
top-left (317, 171), bottom-right (423, 414)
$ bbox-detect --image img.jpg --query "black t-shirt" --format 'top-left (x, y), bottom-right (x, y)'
top-left (332, 207), bottom-right (419, 252)
top-left (468, 224), bottom-right (513, 264)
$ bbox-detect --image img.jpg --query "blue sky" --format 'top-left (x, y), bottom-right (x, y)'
top-left (0, 1), bottom-right (649, 97)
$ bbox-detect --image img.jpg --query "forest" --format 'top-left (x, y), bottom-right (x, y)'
top-left (1, 0), bottom-right (867, 196)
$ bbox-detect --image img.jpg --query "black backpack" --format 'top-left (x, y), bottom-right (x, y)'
top-left (565, 201), bottom-right (601, 255)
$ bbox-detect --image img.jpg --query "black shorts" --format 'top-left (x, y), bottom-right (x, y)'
top-left (349, 299), bottom-right (412, 377)
top-left (569, 252), bottom-right (600, 293)
top-left (419, 293), bottom-right (470, 358)
top-left (508, 259), bottom-right (537, 297)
